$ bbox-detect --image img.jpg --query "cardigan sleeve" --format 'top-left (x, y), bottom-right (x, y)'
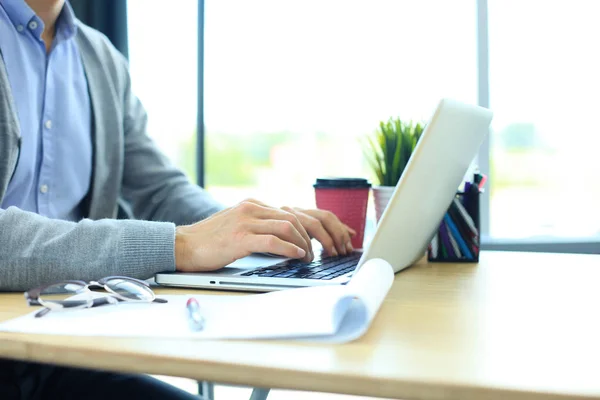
top-left (0, 206), bottom-right (176, 291)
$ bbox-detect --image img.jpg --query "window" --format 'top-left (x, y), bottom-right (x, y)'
top-left (204, 0), bottom-right (477, 209)
top-left (488, 0), bottom-right (600, 240)
top-left (127, 0), bottom-right (199, 182)
top-left (130, 0), bottom-right (600, 248)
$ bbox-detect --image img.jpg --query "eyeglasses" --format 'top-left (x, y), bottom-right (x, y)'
top-left (24, 276), bottom-right (167, 318)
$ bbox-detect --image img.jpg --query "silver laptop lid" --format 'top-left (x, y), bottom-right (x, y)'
top-left (356, 98), bottom-right (493, 273)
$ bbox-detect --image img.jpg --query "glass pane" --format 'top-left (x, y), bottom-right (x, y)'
top-left (205, 0), bottom-right (477, 210)
top-left (488, 0), bottom-right (600, 239)
top-left (127, 0), bottom-right (198, 182)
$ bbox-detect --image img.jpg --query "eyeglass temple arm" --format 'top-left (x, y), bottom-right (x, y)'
top-left (90, 296), bottom-right (167, 307)
top-left (92, 297), bottom-right (119, 307)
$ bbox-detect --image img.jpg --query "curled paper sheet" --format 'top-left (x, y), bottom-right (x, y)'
top-left (0, 258), bottom-right (395, 343)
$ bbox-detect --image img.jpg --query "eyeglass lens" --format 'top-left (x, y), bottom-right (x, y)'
top-left (104, 278), bottom-right (154, 301)
top-left (39, 282), bottom-right (91, 309)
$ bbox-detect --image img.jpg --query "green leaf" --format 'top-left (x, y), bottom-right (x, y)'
top-left (362, 116), bottom-right (426, 186)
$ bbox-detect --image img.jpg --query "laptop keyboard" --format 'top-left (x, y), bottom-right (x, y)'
top-left (240, 252), bottom-right (361, 280)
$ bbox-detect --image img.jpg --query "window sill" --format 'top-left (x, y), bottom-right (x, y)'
top-left (481, 236), bottom-right (600, 254)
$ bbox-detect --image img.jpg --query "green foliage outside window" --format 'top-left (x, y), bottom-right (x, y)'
top-left (179, 130), bottom-right (301, 187)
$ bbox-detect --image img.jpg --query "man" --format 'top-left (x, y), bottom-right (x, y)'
top-left (0, 0), bottom-right (355, 398)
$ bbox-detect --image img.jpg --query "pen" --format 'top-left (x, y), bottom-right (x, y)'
top-left (186, 297), bottom-right (205, 331)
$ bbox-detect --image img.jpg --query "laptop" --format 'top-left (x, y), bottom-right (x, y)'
top-left (155, 98), bottom-right (493, 292)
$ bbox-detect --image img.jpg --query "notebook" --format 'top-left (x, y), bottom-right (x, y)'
top-left (0, 258), bottom-right (394, 343)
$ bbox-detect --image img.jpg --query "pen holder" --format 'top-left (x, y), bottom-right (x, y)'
top-left (428, 188), bottom-right (480, 263)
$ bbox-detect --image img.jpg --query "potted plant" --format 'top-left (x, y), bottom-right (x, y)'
top-left (363, 117), bottom-right (425, 222)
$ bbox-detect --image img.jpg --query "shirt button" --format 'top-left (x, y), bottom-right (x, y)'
top-left (40, 184), bottom-right (48, 194)
top-left (17, 25), bottom-right (24, 32)
top-left (28, 21), bottom-right (38, 30)
top-left (44, 120), bottom-right (52, 129)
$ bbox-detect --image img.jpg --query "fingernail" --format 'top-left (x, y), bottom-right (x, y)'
top-left (346, 241), bottom-right (353, 253)
top-left (331, 247), bottom-right (338, 257)
top-left (297, 248), bottom-right (306, 258)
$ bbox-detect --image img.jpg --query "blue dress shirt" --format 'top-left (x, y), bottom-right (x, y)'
top-left (0, 0), bottom-right (91, 221)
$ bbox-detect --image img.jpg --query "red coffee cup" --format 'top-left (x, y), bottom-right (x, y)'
top-left (314, 177), bottom-right (371, 250)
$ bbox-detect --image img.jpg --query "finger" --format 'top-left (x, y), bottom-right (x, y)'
top-left (343, 223), bottom-right (357, 237)
top-left (243, 200), bottom-right (311, 249)
top-left (244, 234), bottom-right (307, 260)
top-left (281, 206), bottom-right (314, 259)
top-left (299, 209), bottom-right (353, 255)
top-left (296, 208), bottom-right (357, 238)
top-left (236, 201), bottom-right (312, 260)
top-left (249, 219), bottom-right (313, 262)
top-left (287, 209), bottom-right (338, 257)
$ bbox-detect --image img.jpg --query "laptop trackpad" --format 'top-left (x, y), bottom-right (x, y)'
top-left (211, 254), bottom-right (287, 275)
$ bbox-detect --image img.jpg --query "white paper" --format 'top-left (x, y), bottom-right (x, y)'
top-left (0, 258), bottom-right (394, 343)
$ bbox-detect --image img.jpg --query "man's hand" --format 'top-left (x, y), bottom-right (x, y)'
top-left (242, 199), bottom-right (357, 257)
top-left (280, 207), bottom-right (356, 257)
top-left (174, 199), bottom-right (355, 272)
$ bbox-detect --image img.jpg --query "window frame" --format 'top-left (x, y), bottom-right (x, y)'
top-left (196, 0), bottom-right (206, 188)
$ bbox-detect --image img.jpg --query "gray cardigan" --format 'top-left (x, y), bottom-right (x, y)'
top-left (0, 22), bottom-right (223, 291)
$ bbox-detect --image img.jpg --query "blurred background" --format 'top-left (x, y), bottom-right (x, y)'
top-left (124, 0), bottom-right (600, 249)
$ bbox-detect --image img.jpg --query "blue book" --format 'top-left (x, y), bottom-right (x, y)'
top-left (443, 214), bottom-right (474, 259)
top-left (438, 220), bottom-right (455, 258)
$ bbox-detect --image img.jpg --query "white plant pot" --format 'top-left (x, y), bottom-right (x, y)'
top-left (372, 185), bottom-right (396, 223)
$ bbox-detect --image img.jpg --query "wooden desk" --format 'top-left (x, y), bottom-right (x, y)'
top-left (1, 251), bottom-right (600, 400)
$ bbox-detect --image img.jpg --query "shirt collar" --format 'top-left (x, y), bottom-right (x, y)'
top-left (0, 0), bottom-right (77, 40)
top-left (56, 1), bottom-right (77, 40)
top-left (0, 0), bottom-right (36, 31)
